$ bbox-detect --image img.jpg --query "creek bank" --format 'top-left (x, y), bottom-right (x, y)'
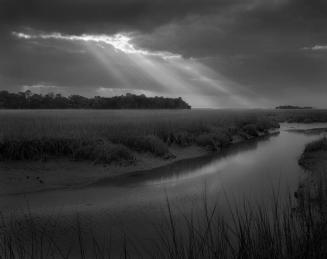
top-left (287, 127), bottom-right (327, 135)
top-left (0, 128), bottom-right (279, 196)
top-left (296, 138), bottom-right (327, 212)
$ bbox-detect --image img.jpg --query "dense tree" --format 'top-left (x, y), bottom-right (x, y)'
top-left (276, 105), bottom-right (313, 109)
top-left (0, 91), bottom-right (191, 109)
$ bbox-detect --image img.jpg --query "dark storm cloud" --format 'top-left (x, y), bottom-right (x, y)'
top-left (130, 0), bottom-right (327, 105)
top-left (1, 0), bottom-right (327, 107)
top-left (134, 0), bottom-right (327, 57)
top-left (0, 0), bottom-right (249, 34)
top-left (0, 0), bottom-right (251, 89)
top-left (0, 0), bottom-right (251, 90)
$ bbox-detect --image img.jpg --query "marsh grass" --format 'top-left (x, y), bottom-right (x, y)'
top-left (113, 135), bottom-right (172, 158)
top-left (297, 138), bottom-right (327, 215)
top-left (0, 137), bottom-right (135, 165)
top-left (268, 109), bottom-right (327, 123)
top-left (303, 137), bottom-right (327, 153)
top-left (1, 185), bottom-right (326, 259)
top-left (151, 181), bottom-right (327, 259)
top-left (0, 110), bottom-right (279, 164)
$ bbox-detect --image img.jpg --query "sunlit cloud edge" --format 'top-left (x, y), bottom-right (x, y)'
top-left (12, 31), bottom-right (181, 60)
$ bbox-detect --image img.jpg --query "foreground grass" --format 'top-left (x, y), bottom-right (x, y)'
top-left (0, 110), bottom-right (279, 165)
top-left (0, 188), bottom-right (326, 259)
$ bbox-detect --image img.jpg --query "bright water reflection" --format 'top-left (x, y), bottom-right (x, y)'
top-left (1, 123), bottom-right (326, 216)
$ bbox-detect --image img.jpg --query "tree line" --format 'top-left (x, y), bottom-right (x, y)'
top-left (276, 105), bottom-right (313, 110)
top-left (0, 91), bottom-right (191, 109)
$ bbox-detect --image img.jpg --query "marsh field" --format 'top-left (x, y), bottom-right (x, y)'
top-left (1, 109), bottom-right (327, 258)
top-left (0, 109), bottom-right (282, 163)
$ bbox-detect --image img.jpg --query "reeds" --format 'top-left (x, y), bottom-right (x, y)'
top-left (0, 110), bottom-right (279, 164)
top-left (0, 185), bottom-right (326, 258)
top-left (0, 137), bottom-right (135, 165)
top-left (303, 137), bottom-right (327, 153)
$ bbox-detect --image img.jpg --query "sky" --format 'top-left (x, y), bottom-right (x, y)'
top-left (1, 0), bottom-right (327, 108)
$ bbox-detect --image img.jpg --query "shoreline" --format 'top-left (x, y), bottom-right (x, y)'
top-left (296, 138), bottom-right (327, 210)
top-left (0, 129), bottom-right (279, 196)
top-left (286, 127), bottom-right (327, 135)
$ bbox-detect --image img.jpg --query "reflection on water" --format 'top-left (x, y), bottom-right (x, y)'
top-left (0, 123), bottom-right (326, 217)
top-left (143, 136), bottom-right (267, 186)
top-left (93, 136), bottom-right (265, 187)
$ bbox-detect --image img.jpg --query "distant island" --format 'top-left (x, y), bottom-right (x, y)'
top-left (276, 105), bottom-right (313, 110)
top-left (0, 90), bottom-right (191, 109)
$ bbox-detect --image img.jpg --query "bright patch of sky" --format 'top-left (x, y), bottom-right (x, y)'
top-left (13, 31), bottom-right (261, 108)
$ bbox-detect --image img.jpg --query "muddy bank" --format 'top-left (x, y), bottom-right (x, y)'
top-left (0, 129), bottom-right (279, 196)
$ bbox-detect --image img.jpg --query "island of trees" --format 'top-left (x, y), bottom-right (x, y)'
top-left (276, 105), bottom-right (313, 110)
top-left (0, 91), bottom-right (191, 109)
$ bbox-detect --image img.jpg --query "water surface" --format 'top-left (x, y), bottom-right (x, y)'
top-left (0, 123), bottom-right (326, 252)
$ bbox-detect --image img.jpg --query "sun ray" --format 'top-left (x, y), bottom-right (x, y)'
top-left (13, 31), bottom-right (257, 108)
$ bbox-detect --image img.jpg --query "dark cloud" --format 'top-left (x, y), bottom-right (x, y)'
top-left (130, 0), bottom-right (327, 106)
top-left (203, 51), bottom-right (327, 93)
top-left (0, 0), bottom-right (249, 34)
top-left (1, 0), bottom-right (327, 107)
top-left (134, 0), bottom-right (327, 57)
